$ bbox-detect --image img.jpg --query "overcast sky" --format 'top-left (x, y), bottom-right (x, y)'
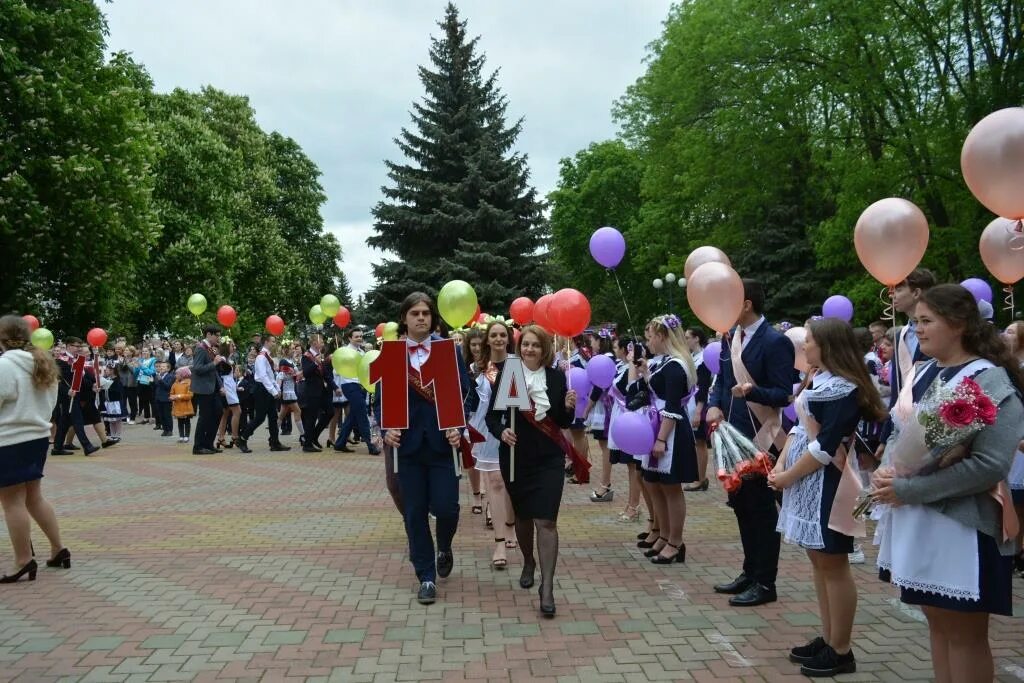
top-left (102, 1), bottom-right (673, 299)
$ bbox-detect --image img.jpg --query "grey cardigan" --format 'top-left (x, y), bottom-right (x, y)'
top-left (892, 365), bottom-right (1023, 555)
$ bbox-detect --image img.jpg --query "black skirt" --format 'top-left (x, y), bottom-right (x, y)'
top-left (0, 438), bottom-right (48, 488)
top-left (814, 462), bottom-right (854, 555)
top-left (500, 449), bottom-right (565, 521)
top-left (609, 448), bottom-right (634, 465)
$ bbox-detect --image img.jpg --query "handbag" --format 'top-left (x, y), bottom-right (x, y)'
top-left (626, 389), bottom-right (650, 412)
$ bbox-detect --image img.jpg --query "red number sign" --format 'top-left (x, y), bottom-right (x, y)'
top-left (369, 339), bottom-right (466, 430)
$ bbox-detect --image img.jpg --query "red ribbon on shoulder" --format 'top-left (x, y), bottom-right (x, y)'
top-left (520, 409), bottom-right (590, 484)
top-left (407, 362), bottom-right (478, 469)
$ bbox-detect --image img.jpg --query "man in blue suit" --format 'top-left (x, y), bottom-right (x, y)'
top-left (382, 292), bottom-right (469, 605)
top-left (707, 279), bottom-right (795, 607)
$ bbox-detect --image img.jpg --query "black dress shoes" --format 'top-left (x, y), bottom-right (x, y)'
top-left (193, 448), bottom-right (217, 455)
top-left (436, 551), bottom-right (454, 579)
top-left (302, 446), bottom-right (320, 453)
top-left (728, 582), bottom-right (777, 607)
top-left (417, 581), bottom-right (437, 605)
top-left (269, 443), bottom-right (291, 452)
top-left (236, 437), bottom-right (252, 454)
top-left (714, 573), bottom-right (753, 594)
top-left (335, 445), bottom-right (354, 453)
top-left (50, 449), bottom-right (73, 456)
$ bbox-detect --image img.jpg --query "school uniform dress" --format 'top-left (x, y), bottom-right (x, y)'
top-left (607, 361), bottom-right (633, 465)
top-left (586, 352), bottom-right (615, 441)
top-left (629, 356), bottom-right (698, 485)
top-left (877, 360), bottom-right (1017, 616)
top-left (689, 350), bottom-right (713, 447)
top-left (470, 362), bottom-right (502, 473)
top-left (486, 365), bottom-right (573, 520)
top-left (776, 372), bottom-right (860, 554)
top-left (567, 350), bottom-right (588, 432)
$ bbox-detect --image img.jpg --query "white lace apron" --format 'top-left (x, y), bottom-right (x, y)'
top-left (776, 373), bottom-right (861, 549)
top-left (470, 368), bottom-right (500, 470)
top-left (641, 357), bottom-right (696, 475)
top-left (876, 359), bottom-right (993, 601)
top-left (606, 364), bottom-right (629, 451)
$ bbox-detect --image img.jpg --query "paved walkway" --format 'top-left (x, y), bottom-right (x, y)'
top-left (0, 424), bottom-right (1022, 682)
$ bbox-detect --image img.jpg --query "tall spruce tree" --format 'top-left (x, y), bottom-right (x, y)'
top-left (365, 3), bottom-right (546, 323)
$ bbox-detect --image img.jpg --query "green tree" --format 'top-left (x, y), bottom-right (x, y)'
top-left (365, 3), bottom-right (547, 324)
top-left (0, 1), bottom-right (159, 335)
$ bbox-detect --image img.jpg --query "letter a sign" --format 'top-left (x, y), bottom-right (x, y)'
top-left (494, 356), bottom-right (532, 410)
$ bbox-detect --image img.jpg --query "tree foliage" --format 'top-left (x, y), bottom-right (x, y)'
top-left (550, 0), bottom-right (1024, 326)
top-left (0, 2), bottom-right (350, 339)
top-left (364, 2), bottom-right (547, 324)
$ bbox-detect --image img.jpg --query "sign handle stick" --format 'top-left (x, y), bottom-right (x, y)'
top-left (392, 443), bottom-right (398, 473)
top-left (510, 407), bottom-right (516, 483)
top-left (451, 443), bottom-right (462, 479)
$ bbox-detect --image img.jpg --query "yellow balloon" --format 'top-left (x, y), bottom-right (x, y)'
top-left (383, 321), bottom-right (399, 341)
top-left (309, 304), bottom-right (327, 325)
top-left (320, 294), bottom-right (341, 317)
top-left (332, 347), bottom-right (360, 377)
top-left (358, 350), bottom-right (380, 393)
top-left (437, 280), bottom-right (478, 329)
top-left (187, 293), bottom-right (207, 317)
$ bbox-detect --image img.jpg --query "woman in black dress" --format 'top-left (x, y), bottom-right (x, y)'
top-left (487, 326), bottom-right (577, 617)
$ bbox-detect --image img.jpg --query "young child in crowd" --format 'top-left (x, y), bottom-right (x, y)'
top-left (101, 365), bottom-right (124, 442)
top-left (170, 367), bottom-right (194, 444)
top-left (154, 361), bottom-right (174, 437)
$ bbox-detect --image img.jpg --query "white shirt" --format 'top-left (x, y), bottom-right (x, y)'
top-left (407, 337), bottom-right (431, 373)
top-left (339, 343), bottom-right (364, 384)
top-left (523, 365), bottom-right (550, 421)
top-left (254, 347), bottom-right (278, 397)
top-left (740, 316), bottom-right (766, 351)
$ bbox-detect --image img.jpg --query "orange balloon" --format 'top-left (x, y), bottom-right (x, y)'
top-left (683, 246), bottom-right (731, 280)
top-left (686, 262), bottom-right (744, 334)
top-left (854, 198), bottom-right (929, 286)
top-left (961, 108), bottom-right (1024, 219)
top-left (979, 217), bottom-right (1024, 285)
top-left (785, 326), bottom-right (810, 373)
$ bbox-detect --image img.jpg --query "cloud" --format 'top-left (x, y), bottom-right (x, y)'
top-left (324, 221), bottom-right (381, 299)
top-left (101, 0), bottom-right (673, 296)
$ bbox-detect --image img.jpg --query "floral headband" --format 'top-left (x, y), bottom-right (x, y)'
top-left (475, 315), bottom-right (508, 331)
top-left (661, 314), bottom-right (682, 330)
top-left (598, 328), bottom-right (613, 339)
top-left (777, 322), bottom-right (793, 332)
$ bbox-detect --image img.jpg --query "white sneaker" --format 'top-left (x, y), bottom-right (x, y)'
top-left (849, 545), bottom-right (865, 564)
top-left (126, 419), bottom-right (134, 425)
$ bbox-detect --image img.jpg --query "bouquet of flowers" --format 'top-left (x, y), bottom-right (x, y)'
top-left (853, 375), bottom-right (997, 517)
top-left (712, 421), bottom-right (773, 493)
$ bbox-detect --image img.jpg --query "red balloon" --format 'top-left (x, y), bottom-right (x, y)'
top-left (477, 312), bottom-right (489, 324)
top-left (334, 306), bottom-right (351, 328)
top-left (533, 294), bottom-right (555, 332)
top-left (375, 322), bottom-right (385, 338)
top-left (22, 315), bottom-right (39, 332)
top-left (265, 315), bottom-right (285, 336)
top-left (86, 327), bottom-right (108, 348)
top-left (509, 297), bottom-right (534, 324)
top-left (549, 288), bottom-right (591, 338)
top-left (216, 305), bottom-right (237, 328)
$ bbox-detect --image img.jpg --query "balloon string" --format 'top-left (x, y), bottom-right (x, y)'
top-left (609, 269), bottom-right (637, 340)
top-left (1004, 285), bottom-right (1015, 318)
top-left (879, 286), bottom-right (899, 398)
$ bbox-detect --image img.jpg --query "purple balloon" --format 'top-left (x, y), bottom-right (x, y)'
top-left (569, 367), bottom-right (592, 419)
top-left (960, 277), bottom-right (993, 303)
top-left (822, 295), bottom-right (854, 322)
top-left (703, 341), bottom-right (722, 375)
top-left (586, 354), bottom-right (616, 389)
top-left (609, 411), bottom-right (655, 456)
top-left (783, 403), bottom-right (798, 423)
top-left (589, 226), bottom-right (626, 269)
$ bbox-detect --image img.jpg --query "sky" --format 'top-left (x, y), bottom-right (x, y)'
top-left (101, 1), bottom-right (674, 300)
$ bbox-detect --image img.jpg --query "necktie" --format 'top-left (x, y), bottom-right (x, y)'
top-left (408, 343), bottom-right (427, 354)
top-left (740, 330), bottom-right (747, 344)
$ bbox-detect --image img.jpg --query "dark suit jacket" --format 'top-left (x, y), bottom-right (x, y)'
top-left (708, 320), bottom-right (794, 442)
top-left (486, 366), bottom-right (574, 460)
top-left (300, 353), bottom-right (326, 405)
top-left (154, 373), bottom-right (174, 403)
top-left (191, 343), bottom-right (221, 395)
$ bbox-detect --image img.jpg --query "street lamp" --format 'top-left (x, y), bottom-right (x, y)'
top-left (653, 273), bottom-right (678, 312)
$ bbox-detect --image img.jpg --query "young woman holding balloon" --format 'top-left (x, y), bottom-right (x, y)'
top-left (583, 330), bottom-right (615, 503)
top-left (683, 326), bottom-right (713, 491)
top-left (607, 337), bottom-right (646, 524)
top-left (629, 315), bottom-right (699, 564)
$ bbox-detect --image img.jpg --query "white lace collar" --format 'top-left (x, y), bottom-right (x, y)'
top-left (803, 370), bottom-right (856, 402)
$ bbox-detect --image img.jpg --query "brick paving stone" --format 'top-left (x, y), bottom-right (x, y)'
top-left (0, 427), bottom-right (1020, 680)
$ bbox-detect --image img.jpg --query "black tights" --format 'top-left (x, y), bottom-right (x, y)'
top-left (515, 517), bottom-right (558, 604)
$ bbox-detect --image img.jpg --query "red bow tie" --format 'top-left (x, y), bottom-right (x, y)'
top-left (408, 343), bottom-right (428, 353)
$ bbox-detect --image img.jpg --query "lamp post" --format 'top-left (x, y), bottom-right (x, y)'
top-left (653, 272), bottom-right (682, 312)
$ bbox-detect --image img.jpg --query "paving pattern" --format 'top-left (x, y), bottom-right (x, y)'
top-left (0, 424), bottom-right (1022, 682)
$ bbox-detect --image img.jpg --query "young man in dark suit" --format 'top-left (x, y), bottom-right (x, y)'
top-left (191, 325), bottom-right (224, 455)
top-left (707, 279), bottom-right (795, 607)
top-left (299, 334), bottom-right (326, 452)
top-left (52, 337), bottom-right (98, 456)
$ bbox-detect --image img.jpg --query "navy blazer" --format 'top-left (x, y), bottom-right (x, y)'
top-left (154, 372), bottom-right (175, 403)
top-left (394, 336), bottom-right (471, 458)
top-left (708, 321), bottom-right (794, 441)
top-left (300, 354), bottom-right (326, 404)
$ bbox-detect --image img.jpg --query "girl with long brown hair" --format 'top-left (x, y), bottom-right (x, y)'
top-left (0, 315), bottom-right (69, 582)
top-left (461, 328), bottom-right (486, 516)
top-left (769, 318), bottom-right (886, 677)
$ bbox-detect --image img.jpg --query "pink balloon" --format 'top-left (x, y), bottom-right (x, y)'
top-left (686, 262), bottom-right (744, 334)
top-left (683, 246), bottom-right (731, 280)
top-left (854, 198), bottom-right (930, 286)
top-left (961, 108), bottom-right (1024, 219)
top-left (785, 326), bottom-right (809, 373)
top-left (979, 217), bottom-right (1024, 285)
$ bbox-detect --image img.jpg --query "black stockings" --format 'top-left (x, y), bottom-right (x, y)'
top-left (516, 517), bottom-right (558, 604)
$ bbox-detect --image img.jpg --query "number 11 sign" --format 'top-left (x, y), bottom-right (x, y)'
top-left (368, 339), bottom-right (466, 475)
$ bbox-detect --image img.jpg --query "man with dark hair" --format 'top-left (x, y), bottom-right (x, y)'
top-left (707, 279), bottom-right (795, 607)
top-left (335, 328), bottom-right (379, 455)
top-left (191, 325), bottom-right (224, 455)
top-left (300, 334), bottom-right (326, 452)
top-left (52, 337), bottom-right (98, 456)
top-left (238, 334), bottom-right (289, 454)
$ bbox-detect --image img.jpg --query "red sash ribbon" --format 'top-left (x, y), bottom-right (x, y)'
top-left (520, 409), bottom-right (590, 484)
top-left (407, 364), bottom-right (476, 469)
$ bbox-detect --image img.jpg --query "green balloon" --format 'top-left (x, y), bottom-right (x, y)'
top-left (383, 321), bottom-right (399, 341)
top-left (187, 293), bottom-right (207, 317)
top-left (320, 294), bottom-right (341, 317)
top-left (30, 328), bottom-right (54, 350)
top-left (437, 280), bottom-right (478, 329)
top-left (332, 347), bottom-right (360, 377)
top-left (358, 349), bottom-right (380, 394)
top-left (309, 304), bottom-right (327, 325)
